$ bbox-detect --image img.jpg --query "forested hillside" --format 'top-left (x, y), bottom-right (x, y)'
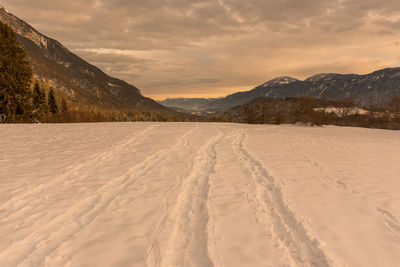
top-left (0, 21), bottom-right (190, 123)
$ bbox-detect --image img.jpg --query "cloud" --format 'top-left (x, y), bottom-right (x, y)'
top-left (3, 0), bottom-right (400, 99)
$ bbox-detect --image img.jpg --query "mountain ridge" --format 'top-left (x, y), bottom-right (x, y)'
top-left (0, 6), bottom-right (170, 112)
top-left (161, 68), bottom-right (400, 112)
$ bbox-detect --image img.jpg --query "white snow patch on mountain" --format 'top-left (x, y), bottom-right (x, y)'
top-left (314, 107), bottom-right (369, 115)
top-left (25, 29), bottom-right (48, 48)
top-left (263, 76), bottom-right (298, 87)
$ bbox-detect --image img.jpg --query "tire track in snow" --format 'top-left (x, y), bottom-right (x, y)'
top-left (50, 124), bottom-right (201, 266)
top-left (159, 127), bottom-right (224, 267)
top-left (231, 130), bottom-right (293, 266)
top-left (205, 138), bottom-right (224, 267)
top-left (0, 124), bottom-right (158, 221)
top-left (377, 208), bottom-right (400, 236)
top-left (0, 125), bottom-right (198, 267)
top-left (143, 124), bottom-right (201, 267)
top-left (233, 130), bottom-right (332, 267)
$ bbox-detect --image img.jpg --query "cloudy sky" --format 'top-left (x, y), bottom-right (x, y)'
top-left (2, 0), bottom-right (400, 99)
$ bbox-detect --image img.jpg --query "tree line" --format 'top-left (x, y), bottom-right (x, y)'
top-left (226, 97), bottom-right (400, 130)
top-left (0, 20), bottom-right (66, 123)
top-left (0, 20), bottom-right (32, 122)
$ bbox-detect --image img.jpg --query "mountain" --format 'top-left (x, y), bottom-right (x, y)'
top-left (204, 76), bottom-right (300, 110)
top-left (162, 69), bottom-right (400, 112)
top-left (0, 6), bottom-right (169, 111)
top-left (208, 70), bottom-right (400, 110)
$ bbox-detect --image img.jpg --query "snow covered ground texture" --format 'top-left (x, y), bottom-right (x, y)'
top-left (0, 123), bottom-right (400, 267)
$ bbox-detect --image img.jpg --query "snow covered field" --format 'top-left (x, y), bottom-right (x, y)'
top-left (0, 123), bottom-right (400, 267)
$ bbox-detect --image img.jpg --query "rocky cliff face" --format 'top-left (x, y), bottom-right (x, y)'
top-left (0, 7), bottom-right (168, 111)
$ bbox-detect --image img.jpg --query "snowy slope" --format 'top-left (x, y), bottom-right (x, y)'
top-left (0, 123), bottom-right (399, 266)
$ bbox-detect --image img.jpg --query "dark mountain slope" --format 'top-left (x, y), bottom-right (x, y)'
top-left (203, 69), bottom-right (400, 110)
top-left (0, 6), bottom-right (169, 111)
top-left (204, 77), bottom-right (299, 110)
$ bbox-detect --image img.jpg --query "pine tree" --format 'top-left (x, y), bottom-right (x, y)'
top-left (32, 80), bottom-right (45, 113)
top-left (47, 88), bottom-right (58, 114)
top-left (0, 21), bottom-right (33, 122)
top-left (60, 98), bottom-right (68, 113)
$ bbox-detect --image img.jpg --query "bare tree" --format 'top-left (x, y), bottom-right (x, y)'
top-left (337, 97), bottom-right (355, 119)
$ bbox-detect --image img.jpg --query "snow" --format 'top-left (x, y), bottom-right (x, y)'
top-left (263, 76), bottom-right (298, 87)
top-left (314, 107), bottom-right (369, 115)
top-left (108, 83), bottom-right (119, 87)
top-left (25, 30), bottom-right (48, 48)
top-left (57, 61), bottom-right (71, 68)
top-left (0, 123), bottom-right (399, 266)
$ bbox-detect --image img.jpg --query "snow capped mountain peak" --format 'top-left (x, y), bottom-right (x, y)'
top-left (263, 76), bottom-right (299, 87)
